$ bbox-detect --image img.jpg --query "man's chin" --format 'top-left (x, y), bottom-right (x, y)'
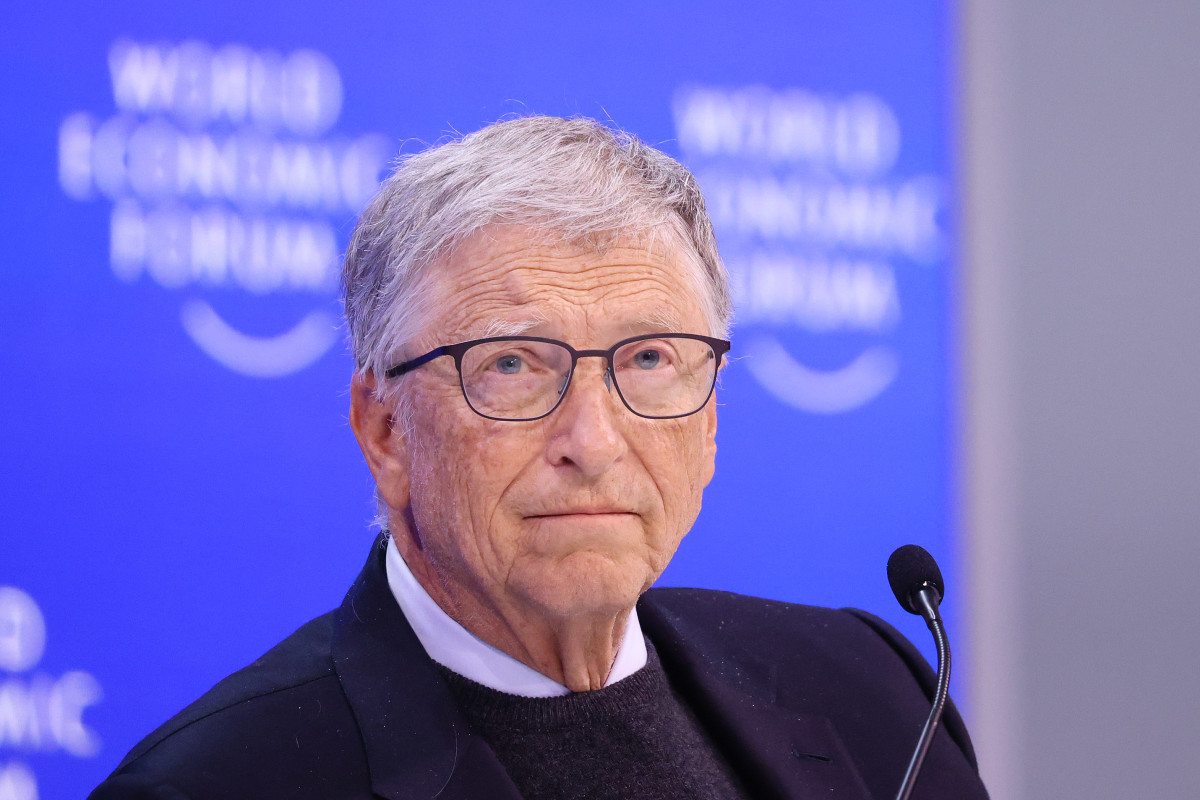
top-left (511, 553), bottom-right (650, 621)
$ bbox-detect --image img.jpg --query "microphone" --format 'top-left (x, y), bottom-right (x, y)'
top-left (887, 545), bottom-right (951, 800)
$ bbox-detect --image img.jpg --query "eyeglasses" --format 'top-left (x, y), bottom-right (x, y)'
top-left (385, 333), bottom-right (731, 421)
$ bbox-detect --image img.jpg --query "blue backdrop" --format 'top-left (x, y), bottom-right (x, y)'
top-left (0, 2), bottom-right (957, 797)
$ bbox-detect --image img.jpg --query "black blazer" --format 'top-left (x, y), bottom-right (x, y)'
top-left (91, 537), bottom-right (989, 799)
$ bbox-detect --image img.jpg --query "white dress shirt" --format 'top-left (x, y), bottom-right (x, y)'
top-left (384, 535), bottom-right (648, 698)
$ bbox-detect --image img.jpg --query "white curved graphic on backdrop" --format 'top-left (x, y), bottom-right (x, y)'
top-left (180, 299), bottom-right (339, 378)
top-left (745, 336), bottom-right (898, 414)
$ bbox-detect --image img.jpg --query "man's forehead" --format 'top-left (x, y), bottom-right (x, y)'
top-left (421, 226), bottom-right (704, 341)
top-left (442, 224), bottom-right (686, 276)
top-left (468, 308), bottom-right (689, 341)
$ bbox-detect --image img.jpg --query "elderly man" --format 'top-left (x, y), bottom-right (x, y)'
top-left (92, 117), bottom-right (989, 799)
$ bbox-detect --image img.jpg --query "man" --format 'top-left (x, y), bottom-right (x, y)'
top-left (91, 117), bottom-right (989, 799)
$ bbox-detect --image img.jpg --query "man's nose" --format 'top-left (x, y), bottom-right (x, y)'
top-left (543, 359), bottom-right (627, 477)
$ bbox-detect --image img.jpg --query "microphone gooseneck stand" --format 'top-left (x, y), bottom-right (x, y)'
top-left (886, 544), bottom-right (953, 800)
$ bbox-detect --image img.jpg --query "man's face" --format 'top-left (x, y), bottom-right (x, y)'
top-left (375, 226), bottom-right (719, 625)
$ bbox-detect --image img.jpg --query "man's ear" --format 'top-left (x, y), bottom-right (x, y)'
top-left (349, 371), bottom-right (411, 511)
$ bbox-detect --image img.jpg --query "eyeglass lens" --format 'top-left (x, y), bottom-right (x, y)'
top-left (458, 337), bottom-right (718, 420)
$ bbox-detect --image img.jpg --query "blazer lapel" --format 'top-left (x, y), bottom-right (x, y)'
top-left (331, 536), bottom-right (523, 800)
top-left (639, 595), bottom-right (874, 800)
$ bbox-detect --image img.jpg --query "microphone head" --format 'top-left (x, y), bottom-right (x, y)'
top-left (887, 544), bottom-right (945, 615)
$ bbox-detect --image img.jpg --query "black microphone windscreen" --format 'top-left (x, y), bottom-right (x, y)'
top-left (887, 544), bottom-right (945, 615)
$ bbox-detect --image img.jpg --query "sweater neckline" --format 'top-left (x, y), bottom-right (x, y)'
top-left (438, 640), bottom-right (670, 731)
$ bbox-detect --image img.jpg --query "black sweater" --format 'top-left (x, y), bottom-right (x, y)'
top-left (439, 642), bottom-right (746, 800)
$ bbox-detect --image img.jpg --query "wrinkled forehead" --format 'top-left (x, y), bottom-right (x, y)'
top-left (411, 224), bottom-right (711, 345)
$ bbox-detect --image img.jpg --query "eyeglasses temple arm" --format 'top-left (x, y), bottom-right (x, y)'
top-left (384, 346), bottom-right (451, 379)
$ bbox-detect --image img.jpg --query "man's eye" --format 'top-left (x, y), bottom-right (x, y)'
top-left (632, 348), bottom-right (663, 369)
top-left (494, 355), bottom-right (524, 374)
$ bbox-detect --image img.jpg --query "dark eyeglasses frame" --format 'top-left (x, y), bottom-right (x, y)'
top-left (384, 333), bottom-right (731, 421)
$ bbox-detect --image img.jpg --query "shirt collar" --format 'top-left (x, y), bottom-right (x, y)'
top-left (384, 534), bottom-right (648, 698)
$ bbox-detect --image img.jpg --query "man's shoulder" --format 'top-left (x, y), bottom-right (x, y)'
top-left (641, 585), bottom-right (877, 645)
top-left (641, 585), bottom-right (936, 698)
top-left (93, 611), bottom-right (369, 798)
top-left (643, 584), bottom-right (836, 616)
top-left (642, 586), bottom-right (981, 778)
top-left (125, 612), bottom-right (339, 760)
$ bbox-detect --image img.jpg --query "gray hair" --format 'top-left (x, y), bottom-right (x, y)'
top-left (341, 115), bottom-right (731, 385)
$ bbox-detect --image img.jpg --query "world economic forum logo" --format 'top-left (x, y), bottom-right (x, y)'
top-left (58, 39), bottom-right (391, 377)
top-left (673, 85), bottom-right (944, 413)
top-left (0, 587), bottom-right (101, 800)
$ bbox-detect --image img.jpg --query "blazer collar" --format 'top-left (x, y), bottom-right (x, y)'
top-left (331, 534), bottom-right (522, 800)
top-left (638, 592), bottom-right (875, 800)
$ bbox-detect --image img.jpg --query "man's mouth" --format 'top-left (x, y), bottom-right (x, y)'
top-left (526, 509), bottom-right (637, 519)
